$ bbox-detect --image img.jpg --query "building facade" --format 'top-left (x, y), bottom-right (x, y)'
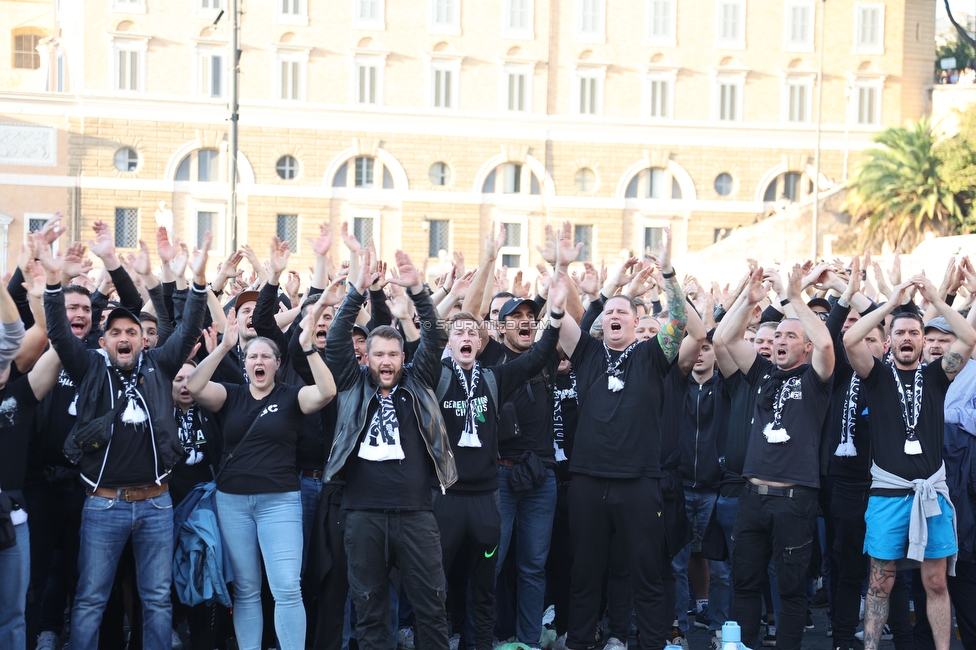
top-left (0, 0), bottom-right (935, 273)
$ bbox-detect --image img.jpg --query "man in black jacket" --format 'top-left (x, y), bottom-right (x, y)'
top-left (324, 249), bottom-right (455, 650)
top-left (41, 231), bottom-right (210, 650)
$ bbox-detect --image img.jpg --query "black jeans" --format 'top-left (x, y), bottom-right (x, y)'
top-left (567, 475), bottom-right (666, 650)
top-left (913, 560), bottom-right (976, 650)
top-left (544, 475), bottom-right (572, 636)
top-left (731, 486), bottom-right (818, 650)
top-left (344, 510), bottom-right (449, 650)
top-left (312, 484), bottom-right (349, 650)
top-left (433, 491), bottom-right (501, 650)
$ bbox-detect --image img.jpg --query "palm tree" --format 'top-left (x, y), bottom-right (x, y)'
top-left (844, 116), bottom-right (966, 250)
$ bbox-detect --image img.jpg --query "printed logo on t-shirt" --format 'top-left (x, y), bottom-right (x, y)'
top-left (259, 404), bottom-right (279, 417)
top-left (0, 396), bottom-right (17, 427)
top-left (442, 396), bottom-right (488, 423)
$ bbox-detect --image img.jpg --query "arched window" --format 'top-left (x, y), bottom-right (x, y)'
top-left (624, 167), bottom-right (681, 199)
top-left (332, 156), bottom-right (394, 189)
top-left (174, 148), bottom-right (221, 182)
top-left (763, 171), bottom-right (811, 203)
top-left (481, 162), bottom-right (540, 195)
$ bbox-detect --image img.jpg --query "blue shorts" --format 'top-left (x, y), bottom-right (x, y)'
top-left (863, 493), bottom-right (957, 561)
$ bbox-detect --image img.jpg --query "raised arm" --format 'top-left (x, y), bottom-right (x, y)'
top-left (186, 310), bottom-right (233, 412)
top-left (844, 281), bottom-right (911, 379)
top-left (721, 267), bottom-right (766, 375)
top-left (676, 299), bottom-right (707, 377)
top-left (913, 273), bottom-right (976, 380)
top-left (89, 220), bottom-right (143, 314)
top-left (152, 233), bottom-right (211, 379)
top-left (654, 228), bottom-right (687, 363)
top-left (41, 242), bottom-right (94, 384)
top-left (388, 250), bottom-right (446, 389)
top-left (0, 279), bottom-right (26, 379)
top-left (27, 347), bottom-right (63, 401)
top-left (253, 236), bottom-right (292, 356)
top-left (14, 261), bottom-right (49, 373)
top-left (326, 250), bottom-right (378, 392)
top-left (296, 298), bottom-right (338, 414)
top-left (712, 272), bottom-right (749, 378)
top-left (463, 223), bottom-right (505, 320)
top-left (785, 263), bottom-right (834, 382)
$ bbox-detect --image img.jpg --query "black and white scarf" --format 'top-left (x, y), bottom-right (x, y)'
top-left (553, 370), bottom-right (577, 462)
top-left (762, 373), bottom-right (803, 444)
top-left (604, 342), bottom-right (637, 392)
top-left (893, 364), bottom-right (924, 455)
top-left (175, 406), bottom-right (205, 465)
top-left (835, 374), bottom-right (861, 457)
top-left (359, 387), bottom-right (404, 461)
top-left (453, 360), bottom-right (483, 448)
top-left (113, 357), bottom-right (147, 427)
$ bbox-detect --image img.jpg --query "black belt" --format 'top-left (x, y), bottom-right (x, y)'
top-left (746, 482), bottom-right (805, 498)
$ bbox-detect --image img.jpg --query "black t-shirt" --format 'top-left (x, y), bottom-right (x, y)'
top-left (26, 370), bottom-right (78, 478)
top-left (569, 333), bottom-right (671, 479)
top-left (826, 363), bottom-right (873, 486)
top-left (0, 377), bottom-right (40, 492)
top-left (741, 355), bottom-right (832, 489)
top-left (861, 358), bottom-right (951, 492)
top-left (342, 386), bottom-right (434, 511)
top-left (100, 371), bottom-right (158, 488)
top-left (721, 370), bottom-right (754, 490)
top-left (217, 383), bottom-right (304, 495)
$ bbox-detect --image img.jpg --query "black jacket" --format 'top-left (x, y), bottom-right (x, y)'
top-left (323, 287), bottom-right (457, 492)
top-left (46, 283), bottom-right (208, 488)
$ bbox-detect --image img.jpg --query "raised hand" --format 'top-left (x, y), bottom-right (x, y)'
top-left (511, 270), bottom-right (530, 298)
top-left (285, 270), bottom-right (301, 299)
top-left (387, 250), bottom-right (422, 291)
top-left (450, 270), bottom-right (476, 300)
top-left (888, 249), bottom-right (902, 286)
top-left (549, 270), bottom-right (569, 313)
top-left (746, 267), bottom-right (766, 304)
top-left (340, 221), bottom-right (361, 253)
top-left (221, 309), bottom-right (239, 350)
top-left (60, 242), bottom-right (88, 283)
top-left (386, 290), bottom-right (417, 322)
top-left (452, 251), bottom-right (465, 277)
top-left (604, 257), bottom-right (640, 295)
top-left (658, 226), bottom-right (673, 273)
top-left (170, 241), bottom-right (189, 279)
top-left (555, 220), bottom-right (583, 268)
top-left (624, 263), bottom-right (656, 299)
top-left (575, 262), bottom-right (599, 298)
top-left (132, 239), bottom-right (153, 276)
top-left (156, 227), bottom-right (178, 264)
top-left (486, 222), bottom-right (507, 260)
top-left (308, 222), bottom-right (333, 257)
top-left (88, 221), bottom-right (117, 262)
top-left (189, 231), bottom-right (211, 284)
top-left (36, 213), bottom-right (67, 245)
top-left (201, 322), bottom-right (221, 354)
top-left (268, 235), bottom-right (291, 276)
top-left (913, 273), bottom-right (940, 304)
top-left (535, 223), bottom-right (557, 265)
top-left (353, 249), bottom-right (379, 292)
top-left (22, 260), bottom-right (46, 299)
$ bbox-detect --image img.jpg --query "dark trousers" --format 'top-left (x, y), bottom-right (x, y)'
top-left (545, 476), bottom-right (572, 637)
top-left (24, 479), bottom-right (86, 646)
top-left (433, 491), bottom-right (501, 650)
top-left (913, 560), bottom-right (976, 650)
top-left (344, 510), bottom-right (449, 650)
top-left (567, 475), bottom-right (666, 650)
top-left (731, 486), bottom-right (818, 650)
top-left (312, 485), bottom-right (349, 650)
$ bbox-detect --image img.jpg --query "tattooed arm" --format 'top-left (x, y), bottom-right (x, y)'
top-left (914, 273), bottom-right (976, 380)
top-left (654, 228), bottom-right (686, 363)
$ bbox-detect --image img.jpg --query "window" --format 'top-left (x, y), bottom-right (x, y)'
top-left (483, 164), bottom-right (539, 195)
top-left (647, 0), bottom-right (676, 45)
top-left (574, 225), bottom-right (593, 262)
top-left (576, 0), bottom-right (605, 43)
top-left (354, 0), bottom-right (385, 30)
top-left (430, 0), bottom-right (460, 35)
top-left (276, 0), bottom-right (307, 24)
top-left (355, 156), bottom-right (374, 188)
top-left (277, 214), bottom-right (299, 248)
top-left (274, 50), bottom-right (308, 101)
top-left (332, 162), bottom-right (347, 187)
top-left (197, 149), bottom-right (220, 182)
top-left (714, 78), bottom-right (742, 121)
top-left (383, 166), bottom-right (394, 189)
top-left (625, 168), bottom-right (681, 199)
top-left (430, 60), bottom-right (459, 109)
top-left (504, 0), bottom-right (533, 39)
top-left (499, 221), bottom-right (524, 268)
top-left (429, 162), bottom-right (451, 186)
top-left (114, 147), bottom-right (138, 172)
top-left (112, 0), bottom-right (146, 12)
top-left (714, 172), bottom-right (733, 196)
top-left (196, 211), bottom-right (214, 249)
top-left (428, 219), bottom-right (450, 257)
top-left (853, 80), bottom-right (881, 125)
top-left (643, 226), bottom-right (663, 256)
top-left (503, 163), bottom-right (521, 194)
top-left (506, 71), bottom-right (527, 111)
top-left (574, 68), bottom-right (604, 116)
top-left (115, 208), bottom-right (139, 248)
top-left (784, 0), bottom-right (814, 51)
top-left (56, 53), bottom-right (64, 92)
top-left (575, 168), bottom-right (595, 192)
top-left (353, 216), bottom-right (375, 246)
top-left (784, 78), bottom-right (811, 123)
top-left (280, 60), bottom-right (301, 100)
top-left (354, 56), bottom-right (383, 105)
top-left (13, 32), bottom-right (41, 69)
top-left (854, 3), bottom-right (884, 54)
top-left (114, 46), bottom-right (143, 91)
top-left (26, 214), bottom-right (60, 253)
top-left (646, 75), bottom-right (672, 118)
top-left (716, 0), bottom-right (745, 49)
top-left (197, 49), bottom-right (224, 98)
top-left (276, 155), bottom-right (298, 179)
top-left (763, 171), bottom-right (808, 202)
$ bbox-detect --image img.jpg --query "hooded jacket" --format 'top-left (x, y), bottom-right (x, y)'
top-left (323, 287), bottom-right (457, 492)
top-left (46, 283), bottom-right (208, 488)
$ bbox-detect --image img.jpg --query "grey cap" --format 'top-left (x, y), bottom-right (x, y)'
top-left (924, 316), bottom-right (955, 336)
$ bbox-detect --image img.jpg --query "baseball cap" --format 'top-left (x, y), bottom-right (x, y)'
top-left (235, 290), bottom-right (259, 312)
top-left (352, 323), bottom-right (370, 338)
top-left (104, 307), bottom-right (142, 331)
top-left (807, 297), bottom-right (831, 312)
top-left (497, 297), bottom-right (541, 322)
top-left (924, 316), bottom-right (955, 336)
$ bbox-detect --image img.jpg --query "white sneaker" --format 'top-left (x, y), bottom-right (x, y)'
top-left (397, 626), bottom-right (416, 649)
top-left (171, 629), bottom-right (183, 650)
top-left (543, 604), bottom-right (556, 627)
top-left (855, 625), bottom-right (893, 642)
top-left (449, 633), bottom-right (461, 650)
top-left (36, 631), bottom-right (60, 650)
top-left (604, 637), bottom-right (628, 650)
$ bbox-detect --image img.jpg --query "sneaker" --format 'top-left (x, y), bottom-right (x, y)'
top-left (396, 626), bottom-right (416, 650)
top-left (805, 611), bottom-right (815, 630)
top-left (710, 633), bottom-right (723, 650)
top-left (826, 620), bottom-right (832, 637)
top-left (813, 586), bottom-right (830, 608)
top-left (171, 630), bottom-right (183, 650)
top-left (36, 631), bottom-right (60, 650)
top-left (553, 634), bottom-right (569, 650)
top-left (449, 633), bottom-right (460, 650)
top-left (604, 637), bottom-right (628, 650)
top-left (762, 625), bottom-right (777, 647)
top-left (670, 633), bottom-right (690, 650)
top-left (694, 604), bottom-right (713, 629)
top-left (855, 625), bottom-right (892, 641)
top-left (543, 604), bottom-right (556, 627)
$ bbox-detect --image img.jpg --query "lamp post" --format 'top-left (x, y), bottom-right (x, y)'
top-left (812, 0), bottom-right (826, 261)
top-left (228, 0), bottom-right (240, 253)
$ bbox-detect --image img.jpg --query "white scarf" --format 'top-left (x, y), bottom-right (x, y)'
top-left (835, 374), bottom-right (860, 457)
top-left (453, 360), bottom-right (483, 448)
top-left (763, 376), bottom-right (802, 444)
top-left (893, 364), bottom-right (924, 455)
top-left (175, 406), bottom-right (205, 465)
top-left (358, 387), bottom-right (405, 461)
top-left (604, 342), bottom-right (637, 392)
top-left (113, 356), bottom-right (147, 427)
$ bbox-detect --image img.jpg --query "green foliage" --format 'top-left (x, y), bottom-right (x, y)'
top-left (845, 116), bottom-right (966, 249)
top-left (934, 105), bottom-right (976, 228)
top-left (936, 35), bottom-right (975, 73)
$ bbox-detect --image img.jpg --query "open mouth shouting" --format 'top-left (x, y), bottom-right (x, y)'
top-left (252, 365), bottom-right (268, 382)
top-left (71, 319), bottom-right (88, 336)
top-left (315, 329), bottom-right (328, 348)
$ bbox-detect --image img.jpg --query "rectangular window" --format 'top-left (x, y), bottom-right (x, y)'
top-left (56, 54), bottom-right (64, 92)
top-left (785, 1), bottom-right (813, 50)
top-left (433, 66), bottom-right (454, 108)
top-left (647, 0), bottom-right (675, 44)
top-left (574, 225), bottom-right (593, 262)
top-left (428, 219), bottom-right (450, 258)
top-left (200, 53), bottom-right (223, 97)
top-left (353, 216), bottom-right (375, 246)
top-left (786, 81), bottom-right (809, 122)
top-left (281, 0), bottom-right (300, 15)
top-left (716, 0), bottom-right (745, 48)
top-left (114, 208), bottom-right (138, 248)
top-left (355, 156), bottom-right (374, 187)
top-left (200, 0), bottom-right (222, 8)
top-left (277, 214), bottom-right (299, 249)
top-left (280, 59), bottom-right (301, 100)
top-left (356, 62), bottom-right (378, 104)
top-left (855, 4), bottom-right (883, 52)
top-left (358, 0), bottom-right (379, 20)
top-left (117, 49), bottom-right (141, 91)
top-left (198, 149), bottom-right (219, 182)
top-left (580, 0), bottom-right (598, 32)
top-left (434, 0), bottom-right (454, 24)
top-left (717, 81), bottom-right (739, 121)
top-left (197, 211), bottom-right (214, 249)
top-left (856, 83), bottom-right (879, 125)
top-left (501, 254), bottom-right (521, 268)
top-left (430, 0), bottom-right (460, 33)
top-left (14, 34), bottom-right (41, 69)
top-left (644, 226), bottom-right (663, 256)
top-left (503, 222), bottom-right (522, 247)
top-left (503, 164), bottom-right (522, 194)
top-left (507, 72), bottom-right (526, 111)
top-left (508, 0), bottom-right (529, 29)
top-left (648, 77), bottom-right (670, 118)
top-left (577, 74), bottom-right (600, 115)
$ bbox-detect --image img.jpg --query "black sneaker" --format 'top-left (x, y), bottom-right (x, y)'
top-left (762, 625), bottom-right (777, 647)
top-left (694, 604), bottom-right (713, 630)
top-left (805, 610), bottom-right (815, 630)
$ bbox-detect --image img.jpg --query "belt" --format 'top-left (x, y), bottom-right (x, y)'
top-left (300, 469), bottom-right (324, 480)
top-left (497, 459), bottom-right (518, 467)
top-left (747, 482), bottom-right (802, 498)
top-left (88, 483), bottom-right (168, 503)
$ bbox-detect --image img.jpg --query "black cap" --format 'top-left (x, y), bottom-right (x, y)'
top-left (497, 297), bottom-right (541, 322)
top-left (352, 323), bottom-right (370, 338)
top-left (807, 297), bottom-right (831, 312)
top-left (104, 307), bottom-right (142, 331)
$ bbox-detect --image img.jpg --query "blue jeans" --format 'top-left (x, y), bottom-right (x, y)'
top-left (0, 521), bottom-right (29, 649)
top-left (715, 494), bottom-right (739, 617)
top-left (672, 488), bottom-right (730, 633)
top-left (496, 466), bottom-right (556, 648)
top-left (69, 492), bottom-right (173, 650)
top-left (299, 475), bottom-right (323, 573)
top-left (216, 490), bottom-right (305, 650)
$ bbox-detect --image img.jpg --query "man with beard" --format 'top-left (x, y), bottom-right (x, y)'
top-left (721, 265), bottom-right (834, 650)
top-left (844, 276), bottom-right (976, 650)
top-left (324, 249), bottom-right (455, 650)
top-left (41, 232), bottom-right (211, 650)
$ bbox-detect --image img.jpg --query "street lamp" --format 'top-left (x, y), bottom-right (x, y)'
top-left (812, 0), bottom-right (826, 261)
